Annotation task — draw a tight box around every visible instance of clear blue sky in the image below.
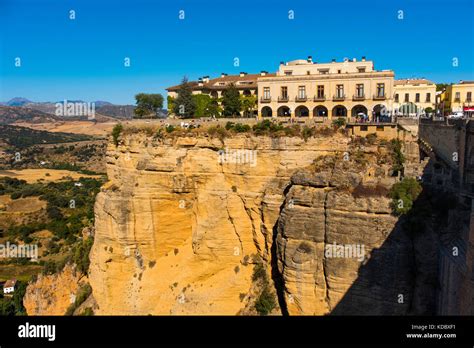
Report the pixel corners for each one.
[1,0,473,106]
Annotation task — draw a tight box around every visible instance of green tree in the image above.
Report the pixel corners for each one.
[173,76,196,118]
[111,123,123,146]
[167,95,175,115]
[436,83,450,92]
[222,83,241,117]
[192,94,212,117]
[134,93,164,118]
[206,99,222,117]
[240,94,257,118]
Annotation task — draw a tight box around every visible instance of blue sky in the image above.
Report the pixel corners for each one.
[1,0,473,106]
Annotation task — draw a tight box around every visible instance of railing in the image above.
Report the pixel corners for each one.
[454,98,461,102]
[260,96,271,103]
[278,96,289,102]
[295,95,307,102]
[313,95,326,102]
[373,94,386,100]
[332,94,346,101]
[352,94,365,101]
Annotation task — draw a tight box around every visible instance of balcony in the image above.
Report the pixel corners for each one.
[295,95,307,102]
[353,94,365,101]
[454,98,461,103]
[278,96,289,102]
[373,94,386,100]
[313,95,326,102]
[333,94,346,101]
[260,96,271,103]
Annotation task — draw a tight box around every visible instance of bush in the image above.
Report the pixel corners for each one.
[111,124,123,146]
[255,285,276,316]
[332,118,346,128]
[389,139,405,175]
[389,177,422,215]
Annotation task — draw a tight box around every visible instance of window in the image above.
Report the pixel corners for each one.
[337,70,341,74]
[415,93,420,102]
[263,87,270,99]
[336,85,344,98]
[318,69,329,74]
[376,83,385,97]
[298,86,306,99]
[426,93,431,102]
[395,94,399,103]
[317,85,324,98]
[405,93,409,102]
[357,67,366,73]
[307,71,311,75]
[281,86,288,98]
[284,71,292,76]
[376,126,384,131]
[467,92,472,102]
[356,84,364,97]
[455,92,461,101]
[360,125,368,131]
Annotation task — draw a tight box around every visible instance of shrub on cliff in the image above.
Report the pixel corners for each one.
[388,139,405,176]
[255,284,276,316]
[332,117,346,129]
[111,124,123,146]
[389,177,422,215]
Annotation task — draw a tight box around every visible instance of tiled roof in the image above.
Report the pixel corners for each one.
[4,279,16,288]
[394,79,435,86]
[166,73,275,91]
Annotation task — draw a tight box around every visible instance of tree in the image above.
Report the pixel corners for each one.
[167,95,175,115]
[173,77,196,118]
[240,95,257,118]
[134,93,164,118]
[222,83,241,117]
[206,99,222,117]
[436,83,450,92]
[192,94,212,117]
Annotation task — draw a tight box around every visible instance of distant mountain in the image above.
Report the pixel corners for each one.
[94,101,113,107]
[0,105,60,124]
[1,97,33,107]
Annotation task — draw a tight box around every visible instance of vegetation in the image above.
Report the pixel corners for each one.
[221,84,241,117]
[388,139,405,176]
[252,260,277,316]
[332,117,346,129]
[192,94,212,117]
[389,177,423,215]
[65,283,92,315]
[0,125,92,149]
[133,93,164,118]
[0,281,27,316]
[111,123,123,146]
[240,95,257,118]
[173,77,196,118]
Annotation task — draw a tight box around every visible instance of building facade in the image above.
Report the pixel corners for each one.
[393,79,436,116]
[442,80,474,115]
[257,57,395,121]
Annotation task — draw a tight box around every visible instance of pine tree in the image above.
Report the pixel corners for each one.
[222,83,241,117]
[173,77,196,118]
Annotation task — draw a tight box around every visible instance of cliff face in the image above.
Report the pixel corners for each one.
[88,130,435,315]
[24,264,82,315]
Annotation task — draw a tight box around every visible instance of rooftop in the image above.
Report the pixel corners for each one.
[394,79,435,86]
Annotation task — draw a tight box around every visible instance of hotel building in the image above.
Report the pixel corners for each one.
[257,56,394,120]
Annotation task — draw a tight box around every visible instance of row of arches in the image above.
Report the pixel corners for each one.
[261,104,386,118]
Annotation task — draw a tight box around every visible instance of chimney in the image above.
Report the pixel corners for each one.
[260,71,267,76]
[352,58,356,62]
[307,55,313,63]
[221,73,227,78]
[202,76,210,83]
[331,58,336,63]
[280,61,285,65]
[198,78,203,87]
[239,72,247,77]
[361,56,366,61]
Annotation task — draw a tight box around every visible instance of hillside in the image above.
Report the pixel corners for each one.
[0,106,59,124]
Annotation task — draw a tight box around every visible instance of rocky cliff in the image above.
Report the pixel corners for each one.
[88,127,436,315]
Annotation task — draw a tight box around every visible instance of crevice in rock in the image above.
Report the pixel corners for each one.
[269,182,293,316]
